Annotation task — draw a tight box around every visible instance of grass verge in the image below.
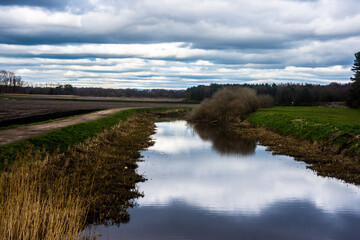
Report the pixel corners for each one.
[246,106,360,156]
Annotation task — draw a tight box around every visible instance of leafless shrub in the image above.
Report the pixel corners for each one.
[187,87,260,124]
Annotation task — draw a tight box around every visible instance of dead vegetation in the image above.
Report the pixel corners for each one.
[187,87,260,124]
[186,87,274,124]
[0,113,156,240]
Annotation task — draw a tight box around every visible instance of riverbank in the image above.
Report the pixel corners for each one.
[0,108,189,240]
[247,106,360,156]
[0,107,190,170]
[241,106,360,184]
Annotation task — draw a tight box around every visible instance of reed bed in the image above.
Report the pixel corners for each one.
[0,113,156,240]
[0,157,87,239]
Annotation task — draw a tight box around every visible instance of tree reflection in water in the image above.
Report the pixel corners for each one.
[85,159,146,226]
[191,124,256,156]
[55,115,155,227]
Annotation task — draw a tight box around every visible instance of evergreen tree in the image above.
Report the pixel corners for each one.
[347,52,360,108]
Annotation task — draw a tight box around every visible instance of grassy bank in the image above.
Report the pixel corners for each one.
[0,107,190,239]
[247,106,360,156]
[0,113,157,239]
[0,107,190,170]
[242,106,360,184]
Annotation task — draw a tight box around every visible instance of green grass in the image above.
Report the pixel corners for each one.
[0,107,189,170]
[246,106,360,155]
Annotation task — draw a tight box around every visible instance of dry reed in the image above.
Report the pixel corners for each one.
[0,160,87,240]
[0,114,156,240]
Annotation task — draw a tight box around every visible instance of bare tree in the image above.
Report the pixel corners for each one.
[0,70,25,93]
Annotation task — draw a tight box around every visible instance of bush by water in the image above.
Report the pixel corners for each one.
[187,87,273,124]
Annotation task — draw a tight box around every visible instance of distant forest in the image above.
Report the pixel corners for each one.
[0,69,353,106]
[185,83,351,106]
[0,70,185,99]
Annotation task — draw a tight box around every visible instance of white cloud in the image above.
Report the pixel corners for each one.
[0,0,358,88]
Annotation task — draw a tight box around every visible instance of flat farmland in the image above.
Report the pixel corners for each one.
[1,93,185,102]
[0,96,195,126]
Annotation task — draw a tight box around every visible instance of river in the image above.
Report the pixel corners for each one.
[97,120,360,239]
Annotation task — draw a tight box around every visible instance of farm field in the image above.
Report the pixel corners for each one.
[0,95,195,127]
[1,93,186,102]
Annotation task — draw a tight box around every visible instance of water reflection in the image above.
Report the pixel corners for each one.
[100,201,360,240]
[139,121,360,214]
[85,164,145,226]
[98,121,360,239]
[148,121,211,154]
[192,123,256,155]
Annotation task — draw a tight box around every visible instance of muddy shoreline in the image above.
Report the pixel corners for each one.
[232,121,360,185]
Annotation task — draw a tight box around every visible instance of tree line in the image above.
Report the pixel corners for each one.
[1,51,359,106]
[185,82,351,106]
[0,73,185,99]
[0,72,354,105]
[187,52,360,107]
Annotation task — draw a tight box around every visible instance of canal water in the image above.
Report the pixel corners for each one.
[98,121,360,239]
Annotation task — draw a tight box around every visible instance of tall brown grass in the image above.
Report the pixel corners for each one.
[0,114,155,240]
[0,162,87,240]
[187,87,262,124]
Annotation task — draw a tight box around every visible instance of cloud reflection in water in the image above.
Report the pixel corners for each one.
[140,121,360,215]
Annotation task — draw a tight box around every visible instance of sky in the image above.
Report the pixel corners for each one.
[0,0,359,89]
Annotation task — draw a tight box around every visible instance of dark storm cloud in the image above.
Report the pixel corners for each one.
[0,0,93,12]
[1,0,360,52]
[0,0,67,8]
[0,0,358,88]
[0,0,359,48]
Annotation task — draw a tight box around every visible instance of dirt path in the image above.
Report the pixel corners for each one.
[0,108,129,145]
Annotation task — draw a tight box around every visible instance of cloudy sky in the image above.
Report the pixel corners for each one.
[0,0,359,89]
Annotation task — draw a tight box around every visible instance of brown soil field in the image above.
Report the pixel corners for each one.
[0,98,195,125]
[1,93,185,102]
